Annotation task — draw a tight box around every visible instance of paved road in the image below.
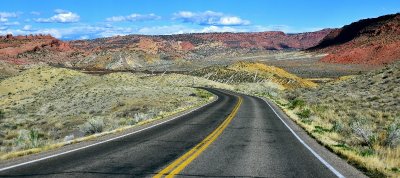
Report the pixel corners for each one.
[0,88,365,178]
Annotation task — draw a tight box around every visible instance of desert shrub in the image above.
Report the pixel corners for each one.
[127,118,139,125]
[64,134,75,142]
[384,122,400,147]
[0,109,4,119]
[134,112,152,122]
[333,143,352,150]
[285,89,302,101]
[331,120,345,132]
[351,121,377,148]
[288,99,305,110]
[392,167,400,173]
[13,129,41,149]
[194,89,212,99]
[360,148,375,157]
[28,129,40,148]
[14,130,27,149]
[80,118,104,135]
[134,109,160,122]
[296,108,311,119]
[313,125,331,134]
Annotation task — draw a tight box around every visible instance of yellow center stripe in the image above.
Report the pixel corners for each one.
[153,96,243,178]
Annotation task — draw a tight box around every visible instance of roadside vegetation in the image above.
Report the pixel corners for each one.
[269,62,399,177]
[194,61,399,177]
[0,66,229,159]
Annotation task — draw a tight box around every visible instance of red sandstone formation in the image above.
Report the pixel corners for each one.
[179,41,195,51]
[0,34,74,64]
[309,13,400,65]
[0,34,72,56]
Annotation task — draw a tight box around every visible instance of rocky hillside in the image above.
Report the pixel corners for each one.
[309,13,400,65]
[190,62,317,89]
[72,29,331,52]
[193,30,333,49]
[0,34,74,65]
[0,29,331,73]
[68,30,331,70]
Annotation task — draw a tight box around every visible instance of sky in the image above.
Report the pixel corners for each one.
[1,0,399,40]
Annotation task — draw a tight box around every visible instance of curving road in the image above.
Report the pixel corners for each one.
[0,88,365,178]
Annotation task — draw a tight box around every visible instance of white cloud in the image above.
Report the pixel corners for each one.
[0,12,18,22]
[200,26,242,33]
[106,16,125,22]
[249,25,291,33]
[0,18,20,30]
[106,13,161,22]
[1,21,20,26]
[250,25,325,33]
[54,9,69,14]
[138,25,197,35]
[35,9,80,23]
[79,35,90,40]
[22,25,32,31]
[137,25,252,35]
[219,16,249,26]
[0,28,62,38]
[136,24,320,35]
[173,11,250,26]
[39,29,63,38]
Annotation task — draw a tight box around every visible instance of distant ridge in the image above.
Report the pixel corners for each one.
[71,29,332,51]
[309,13,400,65]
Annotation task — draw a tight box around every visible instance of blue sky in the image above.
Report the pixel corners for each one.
[1,0,399,40]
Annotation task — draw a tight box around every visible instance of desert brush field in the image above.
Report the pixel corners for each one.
[0,66,232,159]
[267,62,400,177]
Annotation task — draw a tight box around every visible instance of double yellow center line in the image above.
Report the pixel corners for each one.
[153,96,243,178]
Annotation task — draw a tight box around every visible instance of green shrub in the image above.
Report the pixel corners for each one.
[313,126,331,134]
[301,119,313,125]
[333,143,352,151]
[80,118,104,135]
[391,167,400,173]
[194,89,212,99]
[29,129,40,148]
[288,99,305,110]
[385,122,400,147]
[360,148,374,157]
[331,121,344,132]
[0,109,4,119]
[14,129,41,149]
[296,108,311,119]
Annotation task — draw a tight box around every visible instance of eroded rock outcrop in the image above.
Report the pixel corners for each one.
[309,13,400,65]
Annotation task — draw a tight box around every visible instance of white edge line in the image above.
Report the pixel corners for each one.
[0,95,219,172]
[257,96,345,178]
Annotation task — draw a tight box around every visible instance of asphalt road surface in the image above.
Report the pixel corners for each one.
[0,88,365,178]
